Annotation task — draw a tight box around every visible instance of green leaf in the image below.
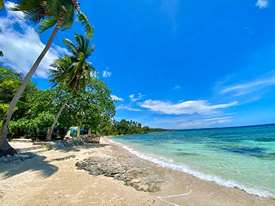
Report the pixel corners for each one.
[63,38,78,55]
[78,12,93,38]
[0,0,4,9]
[39,17,57,33]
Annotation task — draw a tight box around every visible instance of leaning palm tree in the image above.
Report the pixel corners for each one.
[0,0,93,156]
[47,34,95,140]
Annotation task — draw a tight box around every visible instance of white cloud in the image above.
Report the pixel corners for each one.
[129,92,145,102]
[102,70,112,78]
[111,95,124,102]
[116,105,141,112]
[177,116,233,129]
[172,85,181,90]
[0,2,66,79]
[157,116,233,129]
[256,0,268,9]
[220,75,275,96]
[140,99,238,115]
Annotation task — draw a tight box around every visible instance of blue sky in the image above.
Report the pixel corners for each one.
[1,0,275,129]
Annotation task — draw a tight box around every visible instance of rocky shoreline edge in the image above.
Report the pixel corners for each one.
[76,152,164,193]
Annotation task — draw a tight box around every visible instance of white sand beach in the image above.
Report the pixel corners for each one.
[0,138,274,206]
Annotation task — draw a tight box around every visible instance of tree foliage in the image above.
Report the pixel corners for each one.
[0,67,117,139]
[0,0,3,9]
[0,67,36,120]
[50,34,95,92]
[13,0,93,37]
[101,119,164,136]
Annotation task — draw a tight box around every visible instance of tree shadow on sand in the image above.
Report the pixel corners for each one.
[0,140,109,179]
[32,141,109,153]
[0,152,58,179]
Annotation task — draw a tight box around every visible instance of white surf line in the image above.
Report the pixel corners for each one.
[156,190,192,206]
[110,139,275,198]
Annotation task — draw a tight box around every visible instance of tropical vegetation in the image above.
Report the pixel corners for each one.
[0,67,115,140]
[0,0,92,154]
[46,34,95,140]
[0,67,158,139]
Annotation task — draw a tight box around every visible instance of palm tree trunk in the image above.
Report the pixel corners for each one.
[47,100,68,141]
[77,127,81,138]
[0,25,60,156]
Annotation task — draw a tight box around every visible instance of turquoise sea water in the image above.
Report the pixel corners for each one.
[112,124,275,197]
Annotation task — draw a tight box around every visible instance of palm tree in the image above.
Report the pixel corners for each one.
[47,34,95,140]
[0,0,93,156]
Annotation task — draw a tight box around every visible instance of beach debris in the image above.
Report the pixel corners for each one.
[156,191,192,206]
[76,156,163,192]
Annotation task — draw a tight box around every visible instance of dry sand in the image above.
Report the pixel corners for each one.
[0,138,274,206]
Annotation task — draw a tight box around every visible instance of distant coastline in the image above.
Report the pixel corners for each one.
[166,122,275,132]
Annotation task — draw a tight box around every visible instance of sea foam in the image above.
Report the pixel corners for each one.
[109,139,274,198]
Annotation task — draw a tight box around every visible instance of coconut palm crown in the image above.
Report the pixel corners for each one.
[50,34,95,92]
[13,0,93,37]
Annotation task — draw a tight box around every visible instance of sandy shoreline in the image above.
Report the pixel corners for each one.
[0,138,274,206]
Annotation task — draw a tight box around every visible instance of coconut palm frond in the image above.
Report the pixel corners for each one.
[50,34,95,92]
[0,0,4,9]
[63,38,78,56]
[39,17,57,32]
[78,12,93,38]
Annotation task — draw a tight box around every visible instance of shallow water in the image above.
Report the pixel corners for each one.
[112,124,275,197]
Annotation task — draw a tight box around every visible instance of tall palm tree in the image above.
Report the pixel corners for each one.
[0,0,93,156]
[47,34,95,140]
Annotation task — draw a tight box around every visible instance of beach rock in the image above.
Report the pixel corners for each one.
[130,178,141,184]
[76,155,163,193]
[137,184,149,192]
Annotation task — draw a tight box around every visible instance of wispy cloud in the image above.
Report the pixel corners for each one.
[156,116,233,129]
[172,84,181,90]
[111,95,124,102]
[220,75,275,96]
[116,105,141,112]
[0,2,66,78]
[102,70,112,78]
[160,0,180,31]
[140,99,238,115]
[256,0,269,9]
[129,92,145,102]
